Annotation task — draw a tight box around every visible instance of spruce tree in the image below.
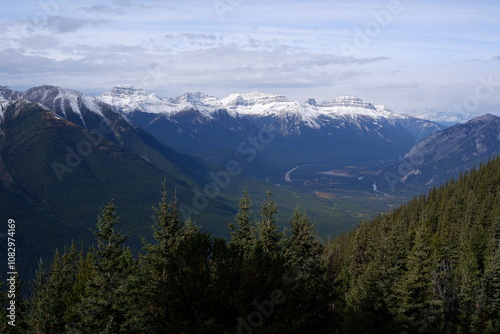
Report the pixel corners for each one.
[72,201,138,334]
[485,217,500,333]
[229,187,255,249]
[282,209,334,332]
[140,185,185,333]
[257,190,283,255]
[396,221,440,333]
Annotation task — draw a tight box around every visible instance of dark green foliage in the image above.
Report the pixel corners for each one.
[20,188,333,333]
[229,187,255,249]
[69,202,140,334]
[27,246,88,333]
[328,156,500,333]
[16,157,500,333]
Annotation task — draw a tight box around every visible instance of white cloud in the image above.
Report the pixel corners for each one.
[0,0,499,112]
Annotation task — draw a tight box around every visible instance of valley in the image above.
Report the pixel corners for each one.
[1,84,499,279]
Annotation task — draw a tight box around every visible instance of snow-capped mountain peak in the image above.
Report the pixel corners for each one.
[24,85,103,117]
[170,92,221,113]
[21,85,107,130]
[0,86,23,102]
[99,85,177,115]
[329,95,375,109]
[313,95,397,119]
[95,86,443,137]
[401,108,488,126]
[220,91,289,107]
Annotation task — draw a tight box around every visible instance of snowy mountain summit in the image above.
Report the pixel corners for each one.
[98,85,175,114]
[98,86,401,122]
[96,86,446,141]
[329,95,375,109]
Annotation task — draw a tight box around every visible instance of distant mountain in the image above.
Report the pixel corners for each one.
[99,87,443,138]
[402,108,484,126]
[99,87,446,178]
[381,114,500,192]
[0,86,22,101]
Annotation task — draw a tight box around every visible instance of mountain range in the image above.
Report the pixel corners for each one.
[1,84,499,276]
[97,86,446,180]
[402,108,488,126]
[0,84,405,276]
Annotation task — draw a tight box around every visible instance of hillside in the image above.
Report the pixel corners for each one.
[327,156,500,333]
[0,100,232,276]
[379,114,500,193]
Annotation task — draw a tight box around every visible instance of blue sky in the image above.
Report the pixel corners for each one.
[1,0,499,113]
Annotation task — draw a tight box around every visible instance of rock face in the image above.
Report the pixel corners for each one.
[382,114,500,190]
[328,95,376,109]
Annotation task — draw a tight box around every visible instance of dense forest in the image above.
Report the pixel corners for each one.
[1,157,499,333]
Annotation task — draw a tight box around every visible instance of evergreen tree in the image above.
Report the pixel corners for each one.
[457,223,488,331]
[395,220,441,333]
[257,190,283,255]
[72,201,138,334]
[281,209,334,332]
[140,185,185,333]
[485,217,500,333]
[229,187,255,249]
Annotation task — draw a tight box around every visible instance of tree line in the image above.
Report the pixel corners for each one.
[1,156,499,333]
[1,188,334,333]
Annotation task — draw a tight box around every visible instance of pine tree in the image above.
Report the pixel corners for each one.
[457,223,488,331]
[27,257,52,333]
[281,209,334,332]
[286,209,322,270]
[229,187,255,249]
[27,245,90,333]
[257,190,283,255]
[72,201,138,334]
[150,181,183,250]
[485,217,500,333]
[140,185,185,333]
[396,220,441,333]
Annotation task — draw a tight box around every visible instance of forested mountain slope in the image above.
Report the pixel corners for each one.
[1,150,498,334]
[327,156,500,333]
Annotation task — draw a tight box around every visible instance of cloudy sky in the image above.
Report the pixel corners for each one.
[1,0,499,113]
